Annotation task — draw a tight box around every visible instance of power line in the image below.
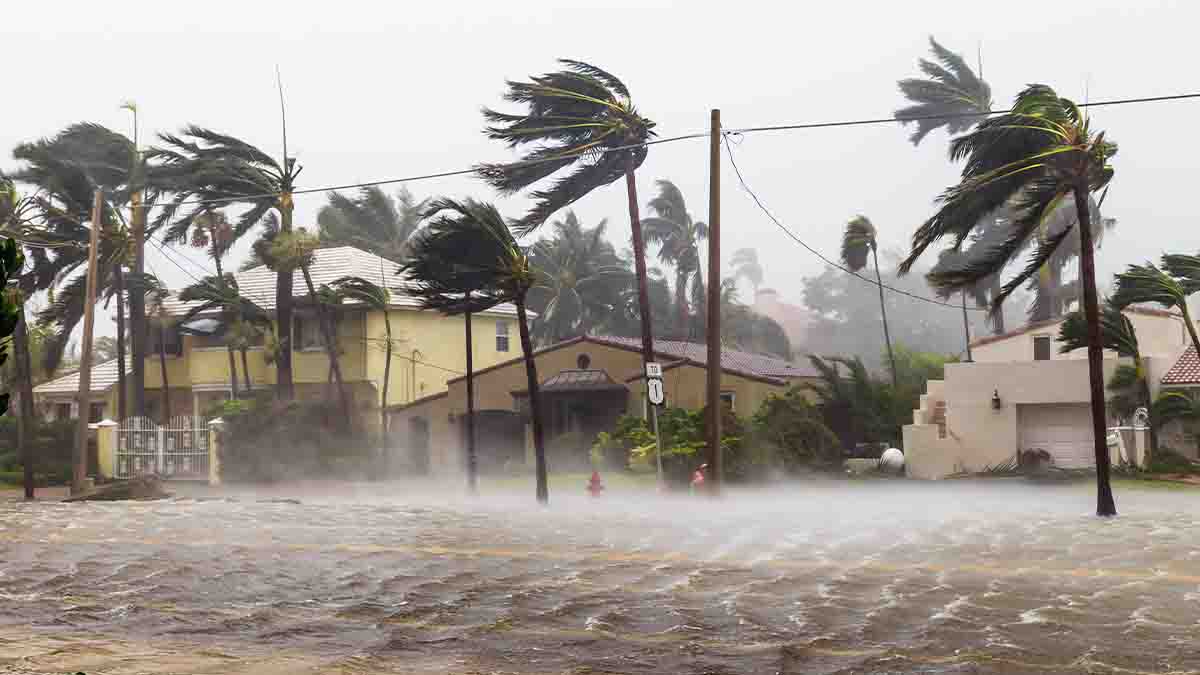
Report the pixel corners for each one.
[721,133,986,312]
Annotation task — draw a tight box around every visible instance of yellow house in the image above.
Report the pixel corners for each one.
[33,246,521,426]
[387,335,824,475]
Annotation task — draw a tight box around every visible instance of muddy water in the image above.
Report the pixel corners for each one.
[1,481,1199,674]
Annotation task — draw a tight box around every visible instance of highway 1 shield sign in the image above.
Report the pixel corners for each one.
[647,377,665,406]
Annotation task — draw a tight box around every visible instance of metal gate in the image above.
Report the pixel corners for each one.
[117,416,210,479]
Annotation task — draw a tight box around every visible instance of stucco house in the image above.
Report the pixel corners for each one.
[32,246,520,425]
[903,306,1195,478]
[387,335,824,475]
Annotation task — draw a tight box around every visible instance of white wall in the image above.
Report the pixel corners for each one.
[972,313,1190,363]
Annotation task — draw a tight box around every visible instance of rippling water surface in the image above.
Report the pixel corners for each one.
[2,481,1199,674]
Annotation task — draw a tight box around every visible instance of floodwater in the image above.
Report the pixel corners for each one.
[2,481,1199,674]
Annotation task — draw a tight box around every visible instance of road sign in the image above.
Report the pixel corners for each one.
[647,377,665,406]
[646,362,662,378]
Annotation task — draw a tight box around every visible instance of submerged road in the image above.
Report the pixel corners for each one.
[2,481,1199,674]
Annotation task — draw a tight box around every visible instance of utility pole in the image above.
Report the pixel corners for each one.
[705,109,722,495]
[73,189,103,495]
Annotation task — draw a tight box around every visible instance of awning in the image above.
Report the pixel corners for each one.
[177,317,225,336]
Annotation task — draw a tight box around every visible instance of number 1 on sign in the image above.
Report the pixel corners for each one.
[647,377,665,406]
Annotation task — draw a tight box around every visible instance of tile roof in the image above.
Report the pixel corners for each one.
[33,359,128,395]
[1162,346,1200,385]
[586,335,821,381]
[160,245,520,318]
[537,369,627,393]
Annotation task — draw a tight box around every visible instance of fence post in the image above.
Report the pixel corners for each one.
[95,419,118,481]
[208,418,224,486]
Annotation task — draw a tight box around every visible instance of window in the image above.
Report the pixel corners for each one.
[1033,335,1052,361]
[54,403,72,420]
[88,403,105,423]
[293,315,328,351]
[496,321,510,352]
[720,391,736,413]
[148,327,182,357]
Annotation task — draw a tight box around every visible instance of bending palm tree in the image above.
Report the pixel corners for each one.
[1,176,36,498]
[318,186,427,262]
[842,216,897,387]
[152,126,302,400]
[331,275,394,462]
[642,180,707,338]
[1111,257,1200,357]
[899,85,1119,516]
[403,198,547,503]
[143,276,174,421]
[478,59,660,392]
[178,274,270,398]
[896,36,992,146]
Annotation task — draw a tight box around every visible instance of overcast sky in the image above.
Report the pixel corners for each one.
[5,0,1197,339]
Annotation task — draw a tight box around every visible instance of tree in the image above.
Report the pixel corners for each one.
[731,248,764,296]
[525,211,631,345]
[1111,257,1200,358]
[403,198,547,503]
[318,186,427,262]
[143,276,174,422]
[899,85,1119,516]
[807,355,892,450]
[706,278,791,358]
[896,36,992,146]
[478,59,660,400]
[841,216,898,387]
[178,274,270,399]
[93,337,119,362]
[152,126,302,400]
[641,180,708,338]
[331,275,394,461]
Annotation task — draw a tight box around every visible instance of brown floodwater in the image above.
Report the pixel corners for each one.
[1,480,1198,674]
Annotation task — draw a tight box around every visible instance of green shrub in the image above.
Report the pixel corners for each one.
[1145,446,1200,475]
[0,417,76,483]
[748,389,842,474]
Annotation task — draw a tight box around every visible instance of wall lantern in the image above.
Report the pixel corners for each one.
[991,389,1002,410]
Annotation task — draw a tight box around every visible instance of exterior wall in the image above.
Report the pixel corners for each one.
[628,364,811,417]
[903,358,1121,479]
[971,313,1189,363]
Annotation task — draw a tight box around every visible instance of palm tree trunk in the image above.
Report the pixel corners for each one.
[625,160,665,485]
[276,198,295,400]
[241,347,252,393]
[14,301,36,500]
[1074,183,1117,517]
[158,322,170,422]
[130,191,147,418]
[114,266,128,424]
[961,292,973,362]
[675,271,689,339]
[517,300,548,504]
[989,276,1005,334]
[872,248,898,388]
[226,346,240,400]
[465,308,477,494]
[301,264,351,425]
[381,310,392,467]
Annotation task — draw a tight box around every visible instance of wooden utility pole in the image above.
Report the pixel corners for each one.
[705,109,722,495]
[73,189,103,495]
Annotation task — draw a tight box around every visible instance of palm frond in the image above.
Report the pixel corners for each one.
[841,216,877,272]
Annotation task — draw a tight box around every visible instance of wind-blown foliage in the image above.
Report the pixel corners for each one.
[0,238,22,414]
[318,186,427,262]
[1111,259,1200,357]
[331,275,394,460]
[642,180,707,337]
[896,37,992,145]
[178,274,271,396]
[731,248,764,295]
[841,215,897,386]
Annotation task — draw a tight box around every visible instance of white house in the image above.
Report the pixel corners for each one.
[903,307,1194,478]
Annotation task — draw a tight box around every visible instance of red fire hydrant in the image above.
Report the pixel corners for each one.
[587,470,605,497]
[690,463,707,494]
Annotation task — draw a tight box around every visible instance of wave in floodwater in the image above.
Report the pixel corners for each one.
[1,481,1199,674]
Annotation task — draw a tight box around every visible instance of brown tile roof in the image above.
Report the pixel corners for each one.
[970,305,1182,349]
[33,359,127,395]
[512,369,629,396]
[1162,346,1200,385]
[587,335,820,380]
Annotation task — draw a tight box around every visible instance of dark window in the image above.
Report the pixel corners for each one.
[88,403,104,423]
[149,327,183,356]
[720,391,736,412]
[294,315,329,350]
[577,353,591,369]
[496,321,510,352]
[1033,335,1052,361]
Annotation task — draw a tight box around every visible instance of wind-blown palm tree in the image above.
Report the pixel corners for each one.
[478,59,660,383]
[142,275,174,421]
[899,84,1119,516]
[641,179,707,338]
[151,127,302,400]
[1,175,39,499]
[403,198,547,503]
[731,248,764,297]
[842,216,898,386]
[178,274,270,397]
[318,186,427,262]
[896,36,992,146]
[1111,258,1200,357]
[526,211,631,344]
[331,275,394,460]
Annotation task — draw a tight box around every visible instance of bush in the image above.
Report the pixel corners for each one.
[217,395,376,482]
[747,389,842,475]
[0,417,76,484]
[1145,446,1200,475]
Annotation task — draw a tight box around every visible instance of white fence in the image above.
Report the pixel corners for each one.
[116,416,210,479]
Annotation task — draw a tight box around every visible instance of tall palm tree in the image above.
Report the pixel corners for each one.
[641,179,708,338]
[525,211,631,345]
[731,248,764,297]
[899,85,1119,516]
[151,127,302,400]
[1,175,39,498]
[403,198,547,503]
[142,275,174,421]
[896,36,992,146]
[1111,258,1200,357]
[318,186,427,262]
[177,274,267,397]
[331,275,394,460]
[478,59,660,384]
[842,215,898,387]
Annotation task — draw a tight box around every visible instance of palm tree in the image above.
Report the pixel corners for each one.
[1060,301,1157,455]
[318,186,427,262]
[1111,257,1200,357]
[331,275,394,460]
[842,216,898,387]
[641,180,708,338]
[403,198,547,503]
[142,276,174,421]
[1,175,39,498]
[151,127,302,400]
[478,59,660,384]
[731,248,764,297]
[712,278,792,358]
[896,36,992,146]
[899,85,1119,516]
[525,211,631,345]
[177,274,270,398]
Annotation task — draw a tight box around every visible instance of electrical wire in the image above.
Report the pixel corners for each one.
[721,133,986,311]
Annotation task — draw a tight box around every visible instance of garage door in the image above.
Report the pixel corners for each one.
[1018,404,1096,469]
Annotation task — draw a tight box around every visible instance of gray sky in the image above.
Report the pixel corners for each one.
[5,0,1197,340]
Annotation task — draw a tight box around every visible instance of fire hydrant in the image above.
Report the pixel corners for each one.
[586,471,605,497]
[690,463,707,494]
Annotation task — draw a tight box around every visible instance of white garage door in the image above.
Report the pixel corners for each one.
[1018,404,1096,469]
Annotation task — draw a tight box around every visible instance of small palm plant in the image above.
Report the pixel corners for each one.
[403,198,548,504]
[331,275,396,461]
[841,216,897,386]
[178,274,271,398]
[1111,257,1200,357]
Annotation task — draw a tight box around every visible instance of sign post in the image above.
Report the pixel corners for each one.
[646,363,665,484]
